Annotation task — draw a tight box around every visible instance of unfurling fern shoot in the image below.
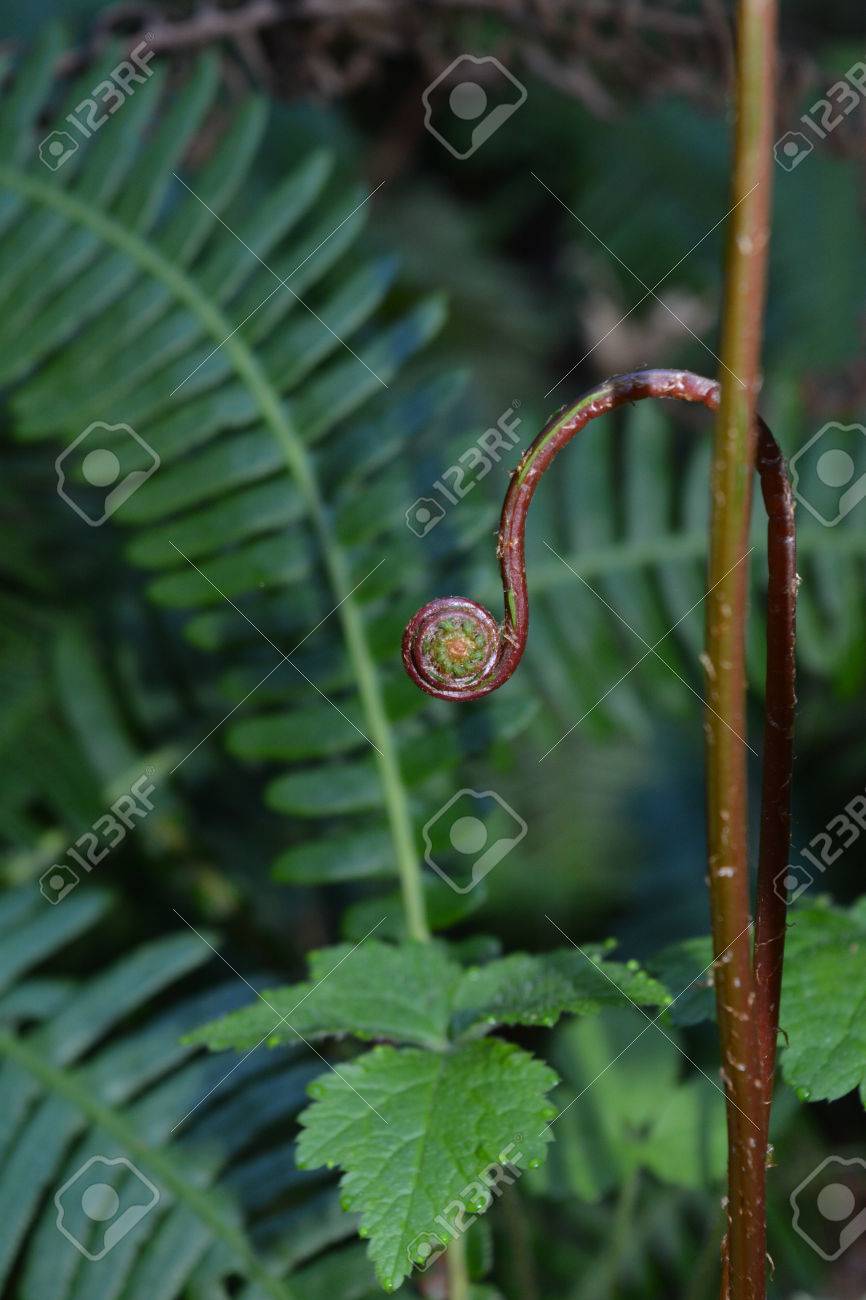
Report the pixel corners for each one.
[403,368,797,1298]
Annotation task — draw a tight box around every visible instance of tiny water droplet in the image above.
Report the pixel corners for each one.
[796,1086,811,1102]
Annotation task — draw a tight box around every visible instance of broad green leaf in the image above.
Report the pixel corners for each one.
[647,897,866,1106]
[779,896,866,1105]
[296,1039,558,1291]
[451,948,671,1039]
[186,941,462,1052]
[190,942,670,1054]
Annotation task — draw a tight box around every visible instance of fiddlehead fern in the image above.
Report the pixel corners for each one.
[403,362,798,1195]
[403,367,795,706]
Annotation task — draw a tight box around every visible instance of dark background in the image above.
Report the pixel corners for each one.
[1,2,865,1296]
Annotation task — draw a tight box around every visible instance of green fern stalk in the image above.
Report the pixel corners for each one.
[0,163,430,944]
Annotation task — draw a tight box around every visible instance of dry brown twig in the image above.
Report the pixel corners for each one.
[3,0,743,114]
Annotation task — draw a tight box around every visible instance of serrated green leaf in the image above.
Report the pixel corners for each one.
[190,940,670,1057]
[186,941,461,1053]
[296,1039,558,1291]
[451,948,671,1039]
[646,897,866,1106]
[780,896,866,1105]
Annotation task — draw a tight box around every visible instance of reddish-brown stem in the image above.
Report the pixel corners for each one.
[707,0,778,1294]
[402,366,796,1297]
[753,433,797,1138]
[403,370,791,712]
[404,372,723,699]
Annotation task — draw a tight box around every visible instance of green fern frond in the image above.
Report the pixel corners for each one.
[1,31,525,933]
[0,884,381,1299]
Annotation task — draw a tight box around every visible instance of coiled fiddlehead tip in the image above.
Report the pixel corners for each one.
[402,596,502,700]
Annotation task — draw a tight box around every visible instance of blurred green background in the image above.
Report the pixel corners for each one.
[1,1,865,1296]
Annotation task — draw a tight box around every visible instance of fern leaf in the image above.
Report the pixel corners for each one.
[0,39,507,923]
[0,885,339,1300]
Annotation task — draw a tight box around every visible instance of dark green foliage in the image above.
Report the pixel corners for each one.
[0,27,540,932]
[190,939,667,1285]
[3,15,866,1300]
[188,939,669,1052]
[647,897,866,1110]
[0,885,371,1300]
[778,895,866,1105]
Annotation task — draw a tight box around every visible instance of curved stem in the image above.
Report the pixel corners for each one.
[402,366,796,1296]
[403,370,790,710]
